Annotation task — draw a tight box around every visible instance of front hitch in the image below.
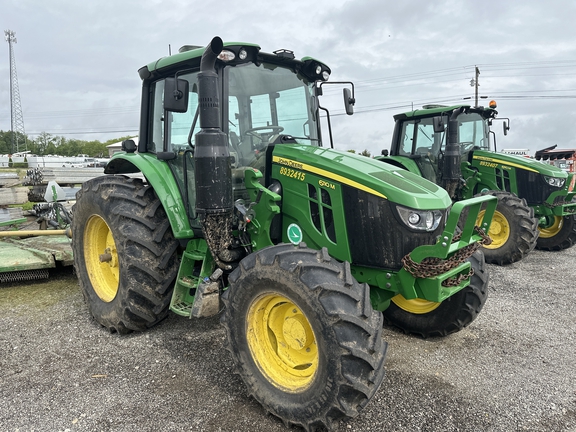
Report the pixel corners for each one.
[397,194,497,302]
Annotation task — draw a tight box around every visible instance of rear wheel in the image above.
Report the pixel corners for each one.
[536,213,576,251]
[72,176,179,334]
[222,243,387,431]
[477,191,538,265]
[384,250,488,338]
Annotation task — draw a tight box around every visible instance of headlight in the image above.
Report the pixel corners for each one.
[396,205,443,231]
[544,176,565,188]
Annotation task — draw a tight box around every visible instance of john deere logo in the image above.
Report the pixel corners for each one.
[287,223,303,245]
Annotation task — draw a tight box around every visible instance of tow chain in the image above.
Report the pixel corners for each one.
[401,227,492,287]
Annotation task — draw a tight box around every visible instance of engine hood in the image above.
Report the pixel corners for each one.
[471,150,568,178]
[271,144,452,210]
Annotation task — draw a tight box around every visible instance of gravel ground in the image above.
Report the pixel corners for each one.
[1,246,575,432]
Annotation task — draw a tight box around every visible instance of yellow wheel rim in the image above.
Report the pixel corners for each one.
[391,294,441,314]
[84,215,119,302]
[247,293,318,392]
[538,216,563,239]
[477,209,510,249]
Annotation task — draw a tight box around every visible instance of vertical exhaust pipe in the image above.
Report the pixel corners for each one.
[195,36,232,215]
[194,36,234,269]
[443,107,465,199]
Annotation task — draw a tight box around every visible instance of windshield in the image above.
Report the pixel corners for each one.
[147,61,321,225]
[227,63,319,159]
[399,111,490,157]
[456,112,490,150]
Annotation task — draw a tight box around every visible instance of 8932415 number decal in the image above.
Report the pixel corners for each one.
[279,166,306,181]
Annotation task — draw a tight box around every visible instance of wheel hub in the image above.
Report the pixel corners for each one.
[84,215,119,302]
[477,209,509,249]
[283,314,310,350]
[247,293,318,392]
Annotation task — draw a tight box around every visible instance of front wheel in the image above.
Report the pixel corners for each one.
[72,176,180,334]
[222,243,387,431]
[536,213,576,251]
[384,250,488,338]
[478,191,538,265]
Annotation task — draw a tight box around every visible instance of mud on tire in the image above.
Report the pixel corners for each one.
[221,243,387,431]
[72,176,179,334]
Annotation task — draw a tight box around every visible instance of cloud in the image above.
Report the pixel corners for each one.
[1,0,575,155]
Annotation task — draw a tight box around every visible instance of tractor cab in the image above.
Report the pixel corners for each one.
[390,104,495,184]
[114,43,340,231]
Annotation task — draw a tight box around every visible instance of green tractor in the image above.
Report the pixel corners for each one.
[72,37,496,430]
[377,103,576,265]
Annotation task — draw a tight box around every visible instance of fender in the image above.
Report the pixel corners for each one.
[104,153,194,238]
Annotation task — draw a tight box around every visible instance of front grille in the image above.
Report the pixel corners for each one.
[342,186,442,270]
[515,171,558,205]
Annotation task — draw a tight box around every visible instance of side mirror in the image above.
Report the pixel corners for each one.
[433,117,445,133]
[503,119,510,136]
[164,77,189,113]
[343,88,355,115]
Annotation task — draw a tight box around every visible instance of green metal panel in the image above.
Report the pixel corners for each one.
[352,194,497,310]
[271,144,452,210]
[375,156,423,176]
[471,150,568,178]
[0,235,73,273]
[394,104,496,121]
[105,152,194,239]
[146,42,261,73]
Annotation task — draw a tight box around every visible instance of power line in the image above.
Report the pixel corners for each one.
[26,128,138,136]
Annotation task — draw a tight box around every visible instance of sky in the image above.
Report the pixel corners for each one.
[2,0,576,157]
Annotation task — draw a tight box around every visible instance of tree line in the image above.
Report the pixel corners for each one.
[0,130,133,157]
[1,130,374,158]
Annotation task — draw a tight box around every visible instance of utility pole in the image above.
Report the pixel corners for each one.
[469,66,480,107]
[5,30,26,154]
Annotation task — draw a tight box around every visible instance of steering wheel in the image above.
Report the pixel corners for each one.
[245,126,284,140]
[459,141,475,152]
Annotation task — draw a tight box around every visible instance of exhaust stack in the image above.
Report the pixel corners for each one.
[194,36,234,269]
[443,107,465,199]
[194,36,232,215]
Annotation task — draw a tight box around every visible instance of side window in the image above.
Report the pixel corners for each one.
[414,121,435,154]
[149,80,165,153]
[168,89,199,151]
[228,97,241,137]
[148,73,200,154]
[400,121,415,155]
[148,73,201,228]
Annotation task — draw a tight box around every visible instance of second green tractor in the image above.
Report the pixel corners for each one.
[378,103,576,265]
